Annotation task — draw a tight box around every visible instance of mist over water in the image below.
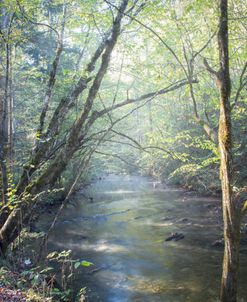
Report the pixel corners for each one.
[44,175,247,302]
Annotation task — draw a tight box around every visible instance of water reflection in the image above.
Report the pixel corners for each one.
[44,174,247,302]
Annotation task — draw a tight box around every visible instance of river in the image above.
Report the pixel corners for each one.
[43,174,247,302]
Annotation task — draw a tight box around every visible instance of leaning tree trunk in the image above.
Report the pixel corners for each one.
[0,0,129,255]
[217,0,240,301]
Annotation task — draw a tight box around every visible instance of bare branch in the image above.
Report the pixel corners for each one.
[231,61,247,110]
[192,31,217,60]
[95,150,140,168]
[97,79,198,117]
[203,58,219,77]
[109,131,180,160]
[111,129,143,149]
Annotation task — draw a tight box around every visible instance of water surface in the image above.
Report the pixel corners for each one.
[45,174,247,302]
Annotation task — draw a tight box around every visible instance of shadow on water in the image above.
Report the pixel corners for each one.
[41,174,247,302]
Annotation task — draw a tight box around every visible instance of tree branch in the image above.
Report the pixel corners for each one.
[231,61,247,110]
[97,79,198,117]
[203,58,219,77]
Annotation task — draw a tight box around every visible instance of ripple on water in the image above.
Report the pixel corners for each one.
[44,175,247,302]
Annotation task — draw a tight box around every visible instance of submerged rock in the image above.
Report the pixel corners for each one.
[211,239,224,248]
[212,237,247,248]
[134,216,144,220]
[165,232,185,242]
[176,218,189,223]
[160,216,173,221]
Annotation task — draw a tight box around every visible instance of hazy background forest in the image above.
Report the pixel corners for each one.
[0,0,247,301]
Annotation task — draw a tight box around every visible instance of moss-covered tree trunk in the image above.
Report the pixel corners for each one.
[217,0,240,301]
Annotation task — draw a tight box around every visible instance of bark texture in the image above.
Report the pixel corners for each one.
[217,1,240,301]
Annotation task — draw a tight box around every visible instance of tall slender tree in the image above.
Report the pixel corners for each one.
[203,0,247,300]
[0,5,15,205]
[210,0,240,300]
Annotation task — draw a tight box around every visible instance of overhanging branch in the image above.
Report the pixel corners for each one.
[97,79,198,117]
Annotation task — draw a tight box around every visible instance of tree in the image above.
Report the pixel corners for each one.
[204,0,244,300]
[0,2,16,205]
[217,1,240,300]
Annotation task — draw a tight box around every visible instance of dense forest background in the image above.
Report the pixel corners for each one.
[0,0,247,301]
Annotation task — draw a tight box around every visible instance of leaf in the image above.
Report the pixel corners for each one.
[47,251,58,259]
[74,262,81,269]
[80,261,93,267]
[39,267,54,274]
[24,259,32,265]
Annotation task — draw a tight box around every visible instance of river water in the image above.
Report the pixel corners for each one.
[44,174,247,302]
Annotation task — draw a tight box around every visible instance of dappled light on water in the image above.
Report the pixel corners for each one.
[55,240,127,254]
[100,190,138,194]
[40,175,247,302]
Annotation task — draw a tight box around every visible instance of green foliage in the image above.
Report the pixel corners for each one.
[74,260,93,269]
[0,250,93,301]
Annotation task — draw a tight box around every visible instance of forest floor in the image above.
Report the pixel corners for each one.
[0,287,27,302]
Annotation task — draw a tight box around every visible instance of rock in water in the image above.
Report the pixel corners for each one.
[211,239,224,248]
[165,232,185,242]
[176,218,189,223]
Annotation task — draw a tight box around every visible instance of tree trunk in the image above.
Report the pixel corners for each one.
[0,9,15,205]
[0,72,8,205]
[217,1,240,301]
